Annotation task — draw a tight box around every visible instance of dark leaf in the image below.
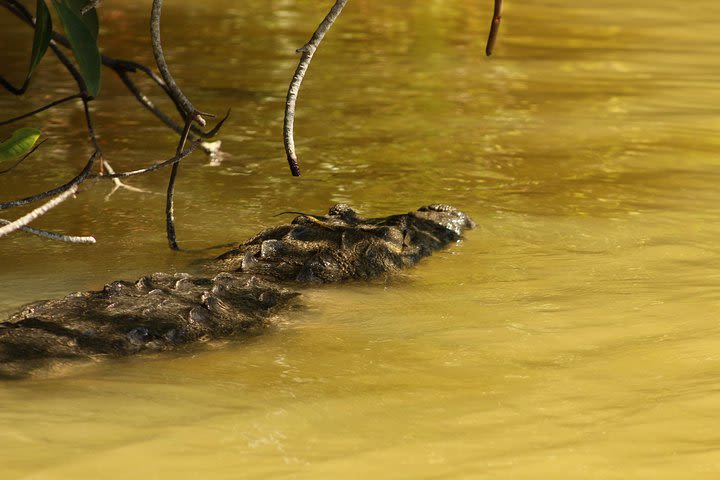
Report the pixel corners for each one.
[65,0,99,40]
[52,0,101,97]
[27,0,53,78]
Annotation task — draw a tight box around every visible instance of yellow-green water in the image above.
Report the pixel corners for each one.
[1,0,720,478]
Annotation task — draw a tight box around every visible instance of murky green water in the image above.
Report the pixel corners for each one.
[2,0,720,478]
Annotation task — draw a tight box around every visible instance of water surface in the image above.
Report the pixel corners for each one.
[1,1,720,478]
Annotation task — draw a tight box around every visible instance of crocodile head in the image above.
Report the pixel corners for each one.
[215,204,475,283]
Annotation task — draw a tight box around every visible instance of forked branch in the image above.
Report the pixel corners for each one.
[149,0,227,249]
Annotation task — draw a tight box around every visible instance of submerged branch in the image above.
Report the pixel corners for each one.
[485,0,503,56]
[164,117,194,250]
[283,0,349,177]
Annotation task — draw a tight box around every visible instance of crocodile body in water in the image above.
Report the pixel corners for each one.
[0,204,474,379]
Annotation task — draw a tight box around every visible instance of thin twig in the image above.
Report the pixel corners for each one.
[81,95,101,151]
[100,159,152,196]
[80,0,101,15]
[0,94,83,126]
[115,69,179,127]
[486,0,503,56]
[95,140,199,179]
[0,74,30,96]
[0,219,96,244]
[165,159,181,249]
[283,0,349,177]
[48,42,89,95]
[108,59,220,139]
[111,70,217,157]
[164,117,194,250]
[150,0,206,126]
[149,0,226,249]
[0,184,80,238]
[0,151,98,210]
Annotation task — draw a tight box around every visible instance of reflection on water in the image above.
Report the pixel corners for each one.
[1,0,720,478]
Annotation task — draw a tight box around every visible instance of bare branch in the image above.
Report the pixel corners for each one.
[109,70,218,157]
[80,0,101,16]
[95,140,199,179]
[202,109,231,138]
[0,74,30,96]
[81,94,101,152]
[100,159,153,197]
[486,0,503,56]
[283,0,349,177]
[148,0,229,249]
[0,94,83,126]
[0,184,81,238]
[0,219,96,244]
[150,0,206,126]
[0,151,98,210]
[164,117,194,250]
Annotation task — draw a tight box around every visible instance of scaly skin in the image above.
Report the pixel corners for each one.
[0,204,474,379]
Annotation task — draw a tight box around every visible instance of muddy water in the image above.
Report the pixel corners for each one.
[1,0,720,478]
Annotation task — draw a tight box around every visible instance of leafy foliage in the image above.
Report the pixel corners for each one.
[51,0,102,97]
[65,0,99,39]
[27,0,52,80]
[0,127,41,163]
[20,0,102,97]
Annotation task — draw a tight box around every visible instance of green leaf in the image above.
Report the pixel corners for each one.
[0,128,41,163]
[52,0,101,97]
[27,0,53,79]
[65,0,99,40]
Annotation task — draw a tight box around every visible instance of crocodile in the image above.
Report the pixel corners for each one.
[0,204,474,379]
